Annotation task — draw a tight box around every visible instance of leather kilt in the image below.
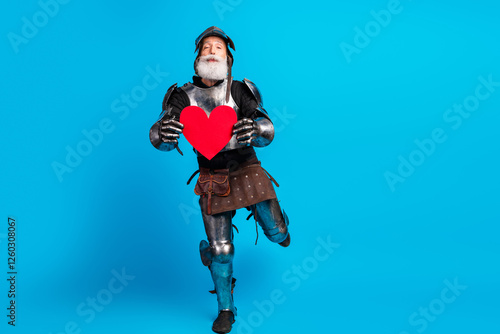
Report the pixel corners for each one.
[192,149,278,215]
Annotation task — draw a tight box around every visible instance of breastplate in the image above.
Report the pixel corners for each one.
[180,79,243,153]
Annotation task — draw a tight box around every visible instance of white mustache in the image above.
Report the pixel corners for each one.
[199,55,225,63]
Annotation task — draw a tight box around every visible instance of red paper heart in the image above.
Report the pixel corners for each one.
[180,105,237,160]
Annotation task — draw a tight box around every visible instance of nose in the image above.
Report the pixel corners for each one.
[210,45,217,54]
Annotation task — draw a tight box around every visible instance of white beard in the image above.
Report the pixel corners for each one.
[195,55,228,80]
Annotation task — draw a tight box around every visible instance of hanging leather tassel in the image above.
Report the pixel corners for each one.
[226,57,233,103]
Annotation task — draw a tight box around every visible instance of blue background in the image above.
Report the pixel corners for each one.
[1,0,499,333]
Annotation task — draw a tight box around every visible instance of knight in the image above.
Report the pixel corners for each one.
[149,26,290,334]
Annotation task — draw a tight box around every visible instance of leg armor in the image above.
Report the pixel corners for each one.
[199,208,237,315]
[251,198,289,244]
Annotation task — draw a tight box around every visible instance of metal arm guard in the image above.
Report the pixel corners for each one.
[252,117,274,147]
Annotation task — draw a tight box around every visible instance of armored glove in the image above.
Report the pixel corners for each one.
[233,117,274,147]
[160,117,184,145]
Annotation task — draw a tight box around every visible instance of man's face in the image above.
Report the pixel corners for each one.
[195,36,228,81]
[200,36,227,59]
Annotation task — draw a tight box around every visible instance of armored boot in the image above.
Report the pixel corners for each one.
[200,240,237,333]
[210,261,236,333]
[212,310,235,334]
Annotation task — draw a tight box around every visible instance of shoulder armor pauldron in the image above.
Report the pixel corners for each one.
[243,78,263,107]
[157,83,178,120]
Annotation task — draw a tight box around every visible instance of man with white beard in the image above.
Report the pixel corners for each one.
[149,27,290,334]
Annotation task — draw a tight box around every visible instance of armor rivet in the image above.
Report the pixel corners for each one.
[245,175,248,178]
[251,195,253,198]
[234,177,237,180]
[237,188,239,190]
[261,192,264,194]
[239,198,242,201]
[259,183,261,185]
[256,173,258,176]
[248,185,251,187]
